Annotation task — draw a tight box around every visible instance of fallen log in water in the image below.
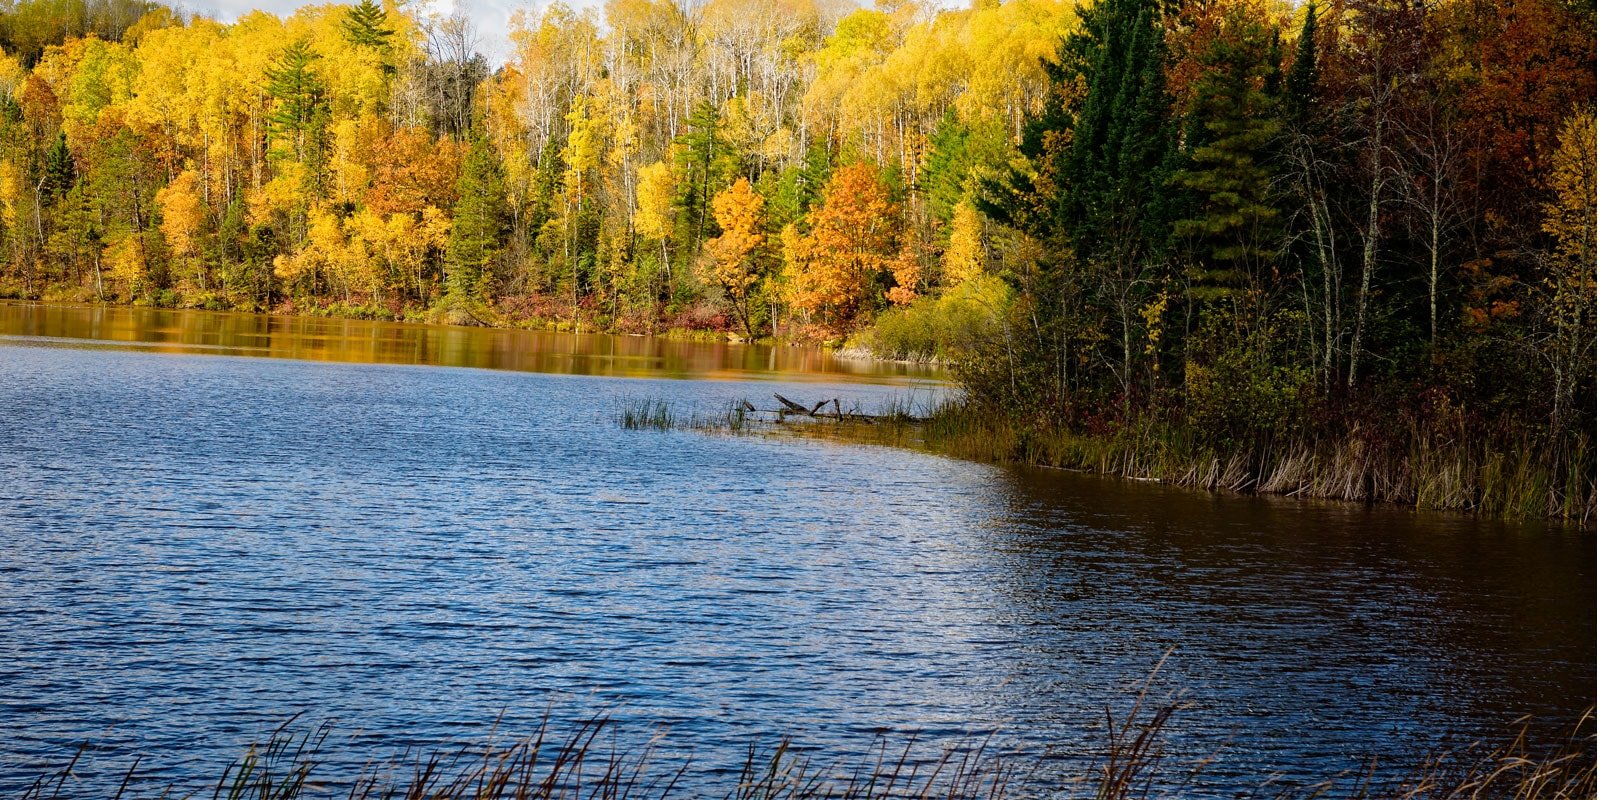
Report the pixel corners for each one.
[764,393,922,423]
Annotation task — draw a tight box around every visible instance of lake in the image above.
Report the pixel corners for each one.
[0,301,1593,796]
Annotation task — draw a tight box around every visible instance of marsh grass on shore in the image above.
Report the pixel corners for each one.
[17,653,1596,797]
[18,700,1594,800]
[625,394,1595,522]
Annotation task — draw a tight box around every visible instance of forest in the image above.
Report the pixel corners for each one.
[0,0,1594,514]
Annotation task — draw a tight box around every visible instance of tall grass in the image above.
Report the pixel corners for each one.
[666,395,1594,522]
[620,400,677,431]
[18,702,1593,799]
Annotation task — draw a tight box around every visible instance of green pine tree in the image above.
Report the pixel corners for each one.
[265,40,328,165]
[342,0,394,50]
[1053,0,1178,268]
[923,112,1009,226]
[42,132,74,199]
[1284,0,1319,128]
[672,101,734,258]
[445,135,508,301]
[1170,10,1284,303]
[1005,0,1181,398]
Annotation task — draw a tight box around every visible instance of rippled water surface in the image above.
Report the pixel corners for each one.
[0,303,1593,796]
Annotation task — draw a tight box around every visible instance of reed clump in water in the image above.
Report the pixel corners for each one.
[620,400,677,431]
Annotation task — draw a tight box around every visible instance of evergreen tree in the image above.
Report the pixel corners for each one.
[1284,1,1319,128]
[986,0,1181,399]
[446,135,507,300]
[923,112,1009,226]
[41,132,73,199]
[1170,10,1283,303]
[342,0,393,51]
[767,141,832,229]
[1264,28,1283,99]
[672,101,734,258]
[1053,0,1178,270]
[265,40,328,165]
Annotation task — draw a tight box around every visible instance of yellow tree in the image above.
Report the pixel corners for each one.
[1540,111,1596,430]
[635,159,676,290]
[0,46,21,93]
[103,233,148,298]
[942,200,985,285]
[558,93,606,307]
[156,170,207,290]
[700,177,767,338]
[127,21,228,178]
[33,37,139,150]
[346,205,451,303]
[274,204,348,298]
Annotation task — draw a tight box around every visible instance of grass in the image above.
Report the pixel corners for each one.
[18,695,1593,799]
[626,394,1595,523]
[620,400,678,431]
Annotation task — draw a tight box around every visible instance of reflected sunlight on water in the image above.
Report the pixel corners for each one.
[0,303,1591,797]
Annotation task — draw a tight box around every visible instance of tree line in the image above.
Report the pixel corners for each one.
[961,0,1593,484]
[0,0,1594,511]
[0,0,1073,336]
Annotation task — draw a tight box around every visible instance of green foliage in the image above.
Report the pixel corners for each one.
[40,131,72,199]
[1182,308,1313,447]
[1051,0,1178,266]
[981,0,1183,405]
[1284,1,1319,127]
[216,199,274,308]
[672,101,735,256]
[1170,9,1282,301]
[446,135,507,300]
[342,0,393,51]
[922,113,1010,226]
[265,39,329,164]
[762,142,831,232]
[855,274,1012,361]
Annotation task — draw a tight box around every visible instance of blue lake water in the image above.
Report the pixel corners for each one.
[0,303,1593,796]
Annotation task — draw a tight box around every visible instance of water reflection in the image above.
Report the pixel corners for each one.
[0,313,1591,797]
[967,466,1594,787]
[0,301,944,384]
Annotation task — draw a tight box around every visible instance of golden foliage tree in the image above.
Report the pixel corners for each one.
[635,159,675,286]
[1540,111,1596,429]
[699,177,766,338]
[782,163,906,330]
[156,169,205,288]
[942,200,985,285]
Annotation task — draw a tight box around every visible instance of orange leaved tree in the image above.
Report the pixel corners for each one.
[781,162,914,333]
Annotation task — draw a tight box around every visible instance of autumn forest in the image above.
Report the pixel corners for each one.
[0,0,1594,515]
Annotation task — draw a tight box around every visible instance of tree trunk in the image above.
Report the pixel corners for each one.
[1348,119,1383,389]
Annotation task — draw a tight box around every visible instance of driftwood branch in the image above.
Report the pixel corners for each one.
[773,393,810,414]
[758,394,921,424]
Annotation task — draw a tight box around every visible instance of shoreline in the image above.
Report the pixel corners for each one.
[648,398,1596,524]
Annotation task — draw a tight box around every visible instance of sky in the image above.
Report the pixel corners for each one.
[181,0,967,70]
[184,0,534,65]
